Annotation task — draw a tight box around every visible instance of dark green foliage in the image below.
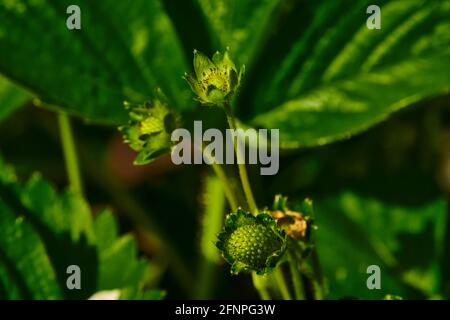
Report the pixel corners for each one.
[0,156,161,300]
[0,0,449,300]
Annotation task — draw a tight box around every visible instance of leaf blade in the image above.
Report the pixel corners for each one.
[253,52,450,148]
[0,0,189,124]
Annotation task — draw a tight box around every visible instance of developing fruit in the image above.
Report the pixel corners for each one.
[119,98,179,165]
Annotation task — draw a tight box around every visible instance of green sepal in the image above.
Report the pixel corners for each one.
[230,261,250,275]
[273,194,288,211]
[119,95,180,165]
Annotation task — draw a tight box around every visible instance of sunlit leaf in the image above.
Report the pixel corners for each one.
[248,0,450,148]
[253,52,450,148]
[196,0,281,67]
[0,203,62,299]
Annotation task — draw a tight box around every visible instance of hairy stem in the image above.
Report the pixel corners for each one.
[223,102,258,214]
[311,248,324,300]
[58,112,83,194]
[195,175,227,298]
[252,273,271,300]
[288,249,306,300]
[211,163,238,210]
[203,151,238,211]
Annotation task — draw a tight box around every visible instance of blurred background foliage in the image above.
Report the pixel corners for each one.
[0,0,450,299]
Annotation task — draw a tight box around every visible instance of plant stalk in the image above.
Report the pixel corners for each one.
[211,163,238,211]
[252,273,271,300]
[58,112,83,194]
[273,267,293,300]
[201,144,238,211]
[223,102,258,214]
[310,248,324,300]
[195,175,227,299]
[288,249,306,300]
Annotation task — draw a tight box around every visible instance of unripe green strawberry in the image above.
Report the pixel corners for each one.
[119,96,179,165]
[216,209,286,275]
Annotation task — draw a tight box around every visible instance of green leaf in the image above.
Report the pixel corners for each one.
[93,209,118,253]
[0,75,30,121]
[97,233,148,292]
[313,191,446,299]
[0,202,62,299]
[0,156,159,299]
[249,0,450,148]
[0,0,190,124]
[0,259,22,299]
[93,211,150,294]
[253,52,450,148]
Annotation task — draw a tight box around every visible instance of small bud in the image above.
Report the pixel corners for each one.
[119,98,179,165]
[184,49,244,106]
[271,195,313,241]
[216,209,286,275]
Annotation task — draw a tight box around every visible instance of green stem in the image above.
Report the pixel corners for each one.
[252,273,271,300]
[210,163,238,211]
[288,249,306,300]
[273,268,292,300]
[223,102,258,215]
[311,248,324,300]
[58,112,83,194]
[201,145,238,211]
